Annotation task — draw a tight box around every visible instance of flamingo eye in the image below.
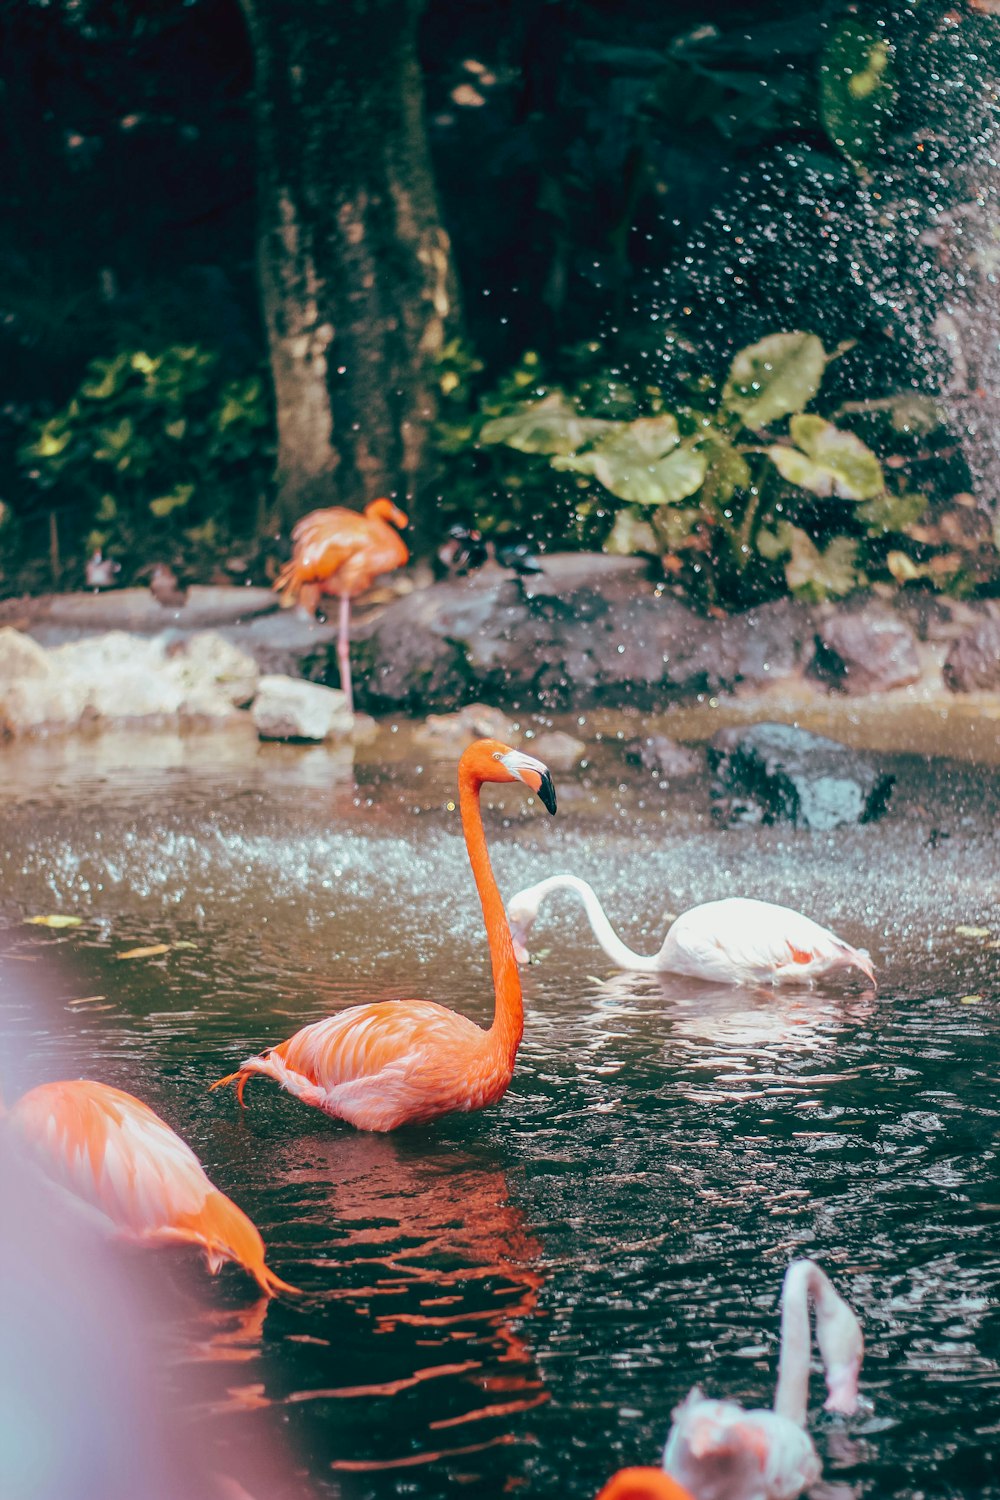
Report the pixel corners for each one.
[493,752,503,760]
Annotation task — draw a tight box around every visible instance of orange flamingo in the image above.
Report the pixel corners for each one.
[597,1471,694,1500]
[211,739,557,1131]
[3,1078,296,1295]
[273,497,409,712]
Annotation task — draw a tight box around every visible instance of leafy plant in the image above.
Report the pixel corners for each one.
[18,345,273,573]
[472,329,995,608]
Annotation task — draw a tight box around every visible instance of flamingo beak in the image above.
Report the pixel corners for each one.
[500,750,557,815]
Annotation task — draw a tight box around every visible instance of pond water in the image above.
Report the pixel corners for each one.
[2,720,999,1500]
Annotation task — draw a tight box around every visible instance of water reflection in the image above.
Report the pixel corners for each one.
[270,1132,548,1479]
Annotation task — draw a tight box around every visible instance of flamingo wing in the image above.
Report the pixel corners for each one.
[9,1080,294,1294]
[232,1001,496,1131]
[662,898,873,985]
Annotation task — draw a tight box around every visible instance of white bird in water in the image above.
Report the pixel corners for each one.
[506,876,875,986]
[662,1259,864,1500]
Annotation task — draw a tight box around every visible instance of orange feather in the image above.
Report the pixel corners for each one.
[596,1468,695,1500]
[5,1079,296,1296]
[211,739,557,1132]
[274,498,409,607]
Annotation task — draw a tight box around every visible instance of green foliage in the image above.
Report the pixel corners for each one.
[18,345,273,569]
[820,18,896,168]
[460,327,996,610]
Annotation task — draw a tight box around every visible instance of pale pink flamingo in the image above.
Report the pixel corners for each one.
[662,1259,864,1500]
[506,877,874,986]
[211,739,557,1131]
[3,1078,296,1295]
[273,497,409,712]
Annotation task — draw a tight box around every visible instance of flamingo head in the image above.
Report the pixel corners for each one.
[365,498,409,531]
[461,739,557,815]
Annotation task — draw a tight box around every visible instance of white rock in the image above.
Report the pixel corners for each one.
[49,631,167,677]
[0,627,54,681]
[0,677,92,736]
[164,631,259,706]
[251,675,353,741]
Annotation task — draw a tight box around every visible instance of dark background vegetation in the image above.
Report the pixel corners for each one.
[1,0,997,609]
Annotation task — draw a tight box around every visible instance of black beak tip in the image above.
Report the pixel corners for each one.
[538,771,557,815]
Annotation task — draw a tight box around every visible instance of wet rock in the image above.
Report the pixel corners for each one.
[811,609,921,693]
[30,585,278,633]
[943,616,1000,691]
[716,599,814,689]
[0,627,53,681]
[626,734,702,779]
[413,702,519,757]
[251,675,353,741]
[708,722,894,829]
[530,730,587,770]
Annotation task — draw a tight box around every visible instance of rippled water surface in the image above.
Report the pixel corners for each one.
[2,723,999,1499]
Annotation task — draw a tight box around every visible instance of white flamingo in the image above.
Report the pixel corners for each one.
[506,876,875,986]
[662,1259,864,1500]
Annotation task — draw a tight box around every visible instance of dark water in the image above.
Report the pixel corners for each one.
[2,725,999,1499]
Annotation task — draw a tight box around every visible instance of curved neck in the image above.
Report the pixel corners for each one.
[459,766,523,1068]
[774,1260,816,1426]
[532,875,662,972]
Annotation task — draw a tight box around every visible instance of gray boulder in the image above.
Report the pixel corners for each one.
[708,721,894,829]
[812,609,921,694]
[943,616,1000,691]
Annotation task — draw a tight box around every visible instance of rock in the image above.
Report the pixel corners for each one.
[529,730,587,770]
[0,677,94,737]
[164,631,259,706]
[0,627,53,681]
[717,599,814,689]
[38,585,278,632]
[943,616,1000,691]
[708,722,894,829]
[811,609,921,693]
[625,734,702,779]
[251,674,353,741]
[413,702,519,757]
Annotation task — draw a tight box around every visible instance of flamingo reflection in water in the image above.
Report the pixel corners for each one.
[276,1130,549,1477]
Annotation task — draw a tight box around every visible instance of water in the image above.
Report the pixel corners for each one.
[2,723,999,1499]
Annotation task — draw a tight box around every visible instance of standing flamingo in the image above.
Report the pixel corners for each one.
[2,1078,296,1295]
[211,739,557,1131]
[273,497,409,712]
[506,876,875,986]
[662,1259,864,1500]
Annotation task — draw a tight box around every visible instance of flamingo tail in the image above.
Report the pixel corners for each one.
[273,557,304,607]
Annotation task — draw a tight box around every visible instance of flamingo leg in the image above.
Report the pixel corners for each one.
[337,593,354,714]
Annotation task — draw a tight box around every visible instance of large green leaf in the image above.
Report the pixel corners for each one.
[697,433,751,512]
[603,510,659,556]
[759,521,861,599]
[554,429,706,505]
[149,482,194,519]
[767,414,884,500]
[820,19,894,168]
[480,393,613,455]
[722,333,827,429]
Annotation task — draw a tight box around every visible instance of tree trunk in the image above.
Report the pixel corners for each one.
[240,0,461,540]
